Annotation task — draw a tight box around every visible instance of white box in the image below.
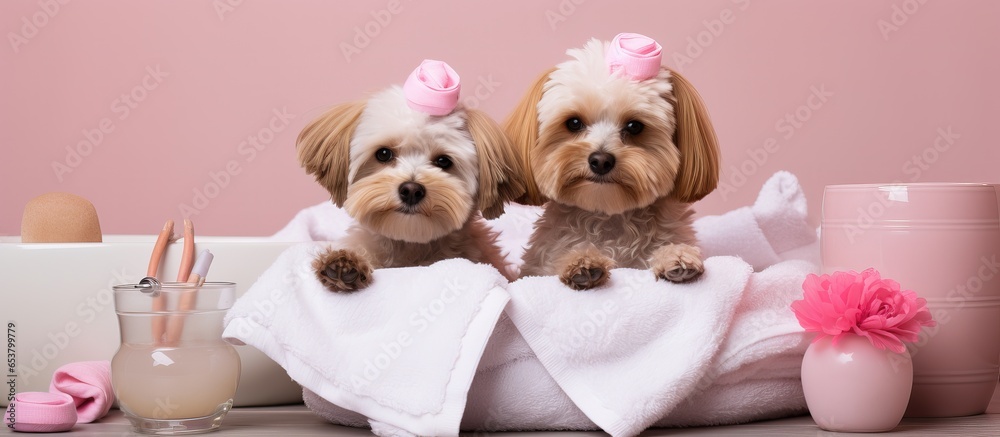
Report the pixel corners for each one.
[1,236,302,407]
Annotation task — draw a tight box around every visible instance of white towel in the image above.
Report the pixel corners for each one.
[472,260,815,433]
[694,171,818,270]
[271,200,353,242]
[654,259,815,427]
[504,258,750,436]
[223,244,510,436]
[482,203,542,273]
[302,258,817,435]
[257,171,821,435]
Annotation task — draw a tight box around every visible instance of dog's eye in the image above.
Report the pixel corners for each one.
[623,120,644,136]
[375,147,394,163]
[434,155,453,169]
[565,117,585,133]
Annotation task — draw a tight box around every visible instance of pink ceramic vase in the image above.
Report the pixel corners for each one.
[801,335,913,432]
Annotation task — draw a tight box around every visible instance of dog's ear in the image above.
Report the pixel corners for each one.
[465,109,526,219]
[296,102,366,207]
[664,68,721,203]
[502,68,555,206]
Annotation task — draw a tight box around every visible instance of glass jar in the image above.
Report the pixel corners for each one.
[112,281,240,434]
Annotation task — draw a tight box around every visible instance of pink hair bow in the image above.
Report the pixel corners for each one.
[403,59,461,116]
[605,32,663,81]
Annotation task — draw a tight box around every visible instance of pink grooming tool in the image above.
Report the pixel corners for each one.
[4,392,77,432]
[148,220,173,344]
[48,361,114,424]
[605,32,663,81]
[176,219,195,282]
[403,59,461,116]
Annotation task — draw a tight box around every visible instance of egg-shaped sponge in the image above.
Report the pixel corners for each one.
[21,192,102,243]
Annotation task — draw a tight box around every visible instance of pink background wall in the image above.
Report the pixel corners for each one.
[2,0,998,236]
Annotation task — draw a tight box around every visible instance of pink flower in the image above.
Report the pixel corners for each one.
[791,268,936,353]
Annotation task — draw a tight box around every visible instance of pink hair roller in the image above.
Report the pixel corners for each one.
[606,32,663,81]
[403,59,461,116]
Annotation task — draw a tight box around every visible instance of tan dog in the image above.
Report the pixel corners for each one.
[297,62,524,292]
[505,34,720,290]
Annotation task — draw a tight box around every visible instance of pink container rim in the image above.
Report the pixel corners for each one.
[822,182,1000,223]
[825,182,997,190]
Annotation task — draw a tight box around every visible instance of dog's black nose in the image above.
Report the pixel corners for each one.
[398,182,426,206]
[588,151,616,176]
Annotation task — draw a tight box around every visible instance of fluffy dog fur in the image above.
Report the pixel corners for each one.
[297,87,525,292]
[506,38,721,290]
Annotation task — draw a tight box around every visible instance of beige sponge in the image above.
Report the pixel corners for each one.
[21,192,102,243]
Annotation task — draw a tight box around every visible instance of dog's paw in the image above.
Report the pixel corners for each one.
[559,255,613,290]
[312,248,373,292]
[651,244,704,283]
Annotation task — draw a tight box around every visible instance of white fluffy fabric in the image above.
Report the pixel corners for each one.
[252,171,819,436]
[694,171,819,270]
[224,250,510,436]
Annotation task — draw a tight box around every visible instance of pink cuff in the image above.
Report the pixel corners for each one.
[403,59,461,116]
[48,360,115,423]
[4,392,77,433]
[606,32,663,81]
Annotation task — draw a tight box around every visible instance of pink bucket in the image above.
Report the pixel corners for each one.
[821,183,1000,417]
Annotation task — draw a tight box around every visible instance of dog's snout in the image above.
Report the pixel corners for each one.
[398,182,426,206]
[588,152,616,176]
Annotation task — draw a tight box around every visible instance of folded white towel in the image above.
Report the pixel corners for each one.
[655,259,815,427]
[223,245,510,436]
[462,336,593,431]
[504,257,750,437]
[256,171,821,435]
[694,171,818,270]
[302,257,817,435]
